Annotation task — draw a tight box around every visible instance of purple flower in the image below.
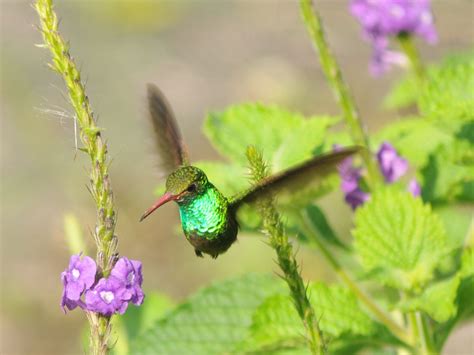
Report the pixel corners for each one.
[337,142,421,209]
[371,46,408,76]
[110,257,144,306]
[377,142,408,183]
[337,151,370,209]
[85,277,132,316]
[345,188,371,210]
[408,178,421,196]
[350,0,437,74]
[60,254,96,312]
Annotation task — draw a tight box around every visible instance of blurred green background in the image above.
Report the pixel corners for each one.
[1,1,472,354]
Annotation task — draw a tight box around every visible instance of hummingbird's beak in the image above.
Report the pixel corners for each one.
[139,192,176,222]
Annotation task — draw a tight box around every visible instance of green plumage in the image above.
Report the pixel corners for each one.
[140,84,359,259]
[179,183,229,240]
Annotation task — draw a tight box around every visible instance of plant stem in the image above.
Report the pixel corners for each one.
[246,146,325,355]
[397,34,425,82]
[298,210,413,346]
[35,0,118,353]
[413,312,437,355]
[299,0,383,189]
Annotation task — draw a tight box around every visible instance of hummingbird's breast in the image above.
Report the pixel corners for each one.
[178,185,230,240]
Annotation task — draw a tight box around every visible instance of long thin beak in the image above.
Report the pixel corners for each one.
[139,192,175,222]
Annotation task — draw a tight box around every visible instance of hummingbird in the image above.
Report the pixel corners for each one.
[140,84,359,259]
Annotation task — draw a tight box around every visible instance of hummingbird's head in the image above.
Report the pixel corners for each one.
[166,166,208,202]
[140,166,208,221]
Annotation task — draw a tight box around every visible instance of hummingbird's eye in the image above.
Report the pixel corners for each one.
[187,183,197,193]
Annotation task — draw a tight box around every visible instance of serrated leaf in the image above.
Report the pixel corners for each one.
[240,282,378,353]
[204,103,305,165]
[204,104,338,165]
[272,116,339,171]
[353,187,449,291]
[131,274,284,354]
[309,283,377,336]
[398,276,460,322]
[419,52,474,123]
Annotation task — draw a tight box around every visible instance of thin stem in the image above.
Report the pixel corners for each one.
[414,312,437,355]
[299,210,412,346]
[247,146,325,355]
[397,34,425,82]
[299,0,383,189]
[35,0,118,353]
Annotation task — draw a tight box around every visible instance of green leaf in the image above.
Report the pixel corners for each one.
[272,116,338,171]
[204,103,302,165]
[240,282,379,353]
[131,273,284,354]
[112,292,175,355]
[436,206,473,252]
[353,187,449,291]
[122,292,175,340]
[418,52,474,123]
[204,103,337,166]
[398,276,461,322]
[433,275,474,350]
[309,283,377,336]
[421,139,474,203]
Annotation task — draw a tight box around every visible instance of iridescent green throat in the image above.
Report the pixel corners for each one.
[177,183,229,240]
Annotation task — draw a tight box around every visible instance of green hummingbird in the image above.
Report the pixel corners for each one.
[140,84,359,259]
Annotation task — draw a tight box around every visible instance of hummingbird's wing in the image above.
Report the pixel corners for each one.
[229,147,360,210]
[147,83,190,173]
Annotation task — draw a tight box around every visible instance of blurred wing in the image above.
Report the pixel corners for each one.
[230,147,360,209]
[147,83,190,173]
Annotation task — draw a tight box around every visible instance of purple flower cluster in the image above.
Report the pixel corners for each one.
[61,254,144,316]
[339,142,420,209]
[350,0,437,75]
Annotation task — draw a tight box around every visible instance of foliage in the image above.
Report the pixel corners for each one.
[145,44,473,353]
[131,274,285,354]
[36,0,473,354]
[353,188,449,291]
[133,42,474,353]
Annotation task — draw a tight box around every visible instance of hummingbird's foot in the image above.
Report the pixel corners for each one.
[194,249,204,258]
[210,253,219,259]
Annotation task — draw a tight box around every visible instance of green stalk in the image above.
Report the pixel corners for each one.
[299,0,383,189]
[412,312,437,355]
[397,34,425,82]
[247,146,325,355]
[298,210,413,346]
[35,0,117,353]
